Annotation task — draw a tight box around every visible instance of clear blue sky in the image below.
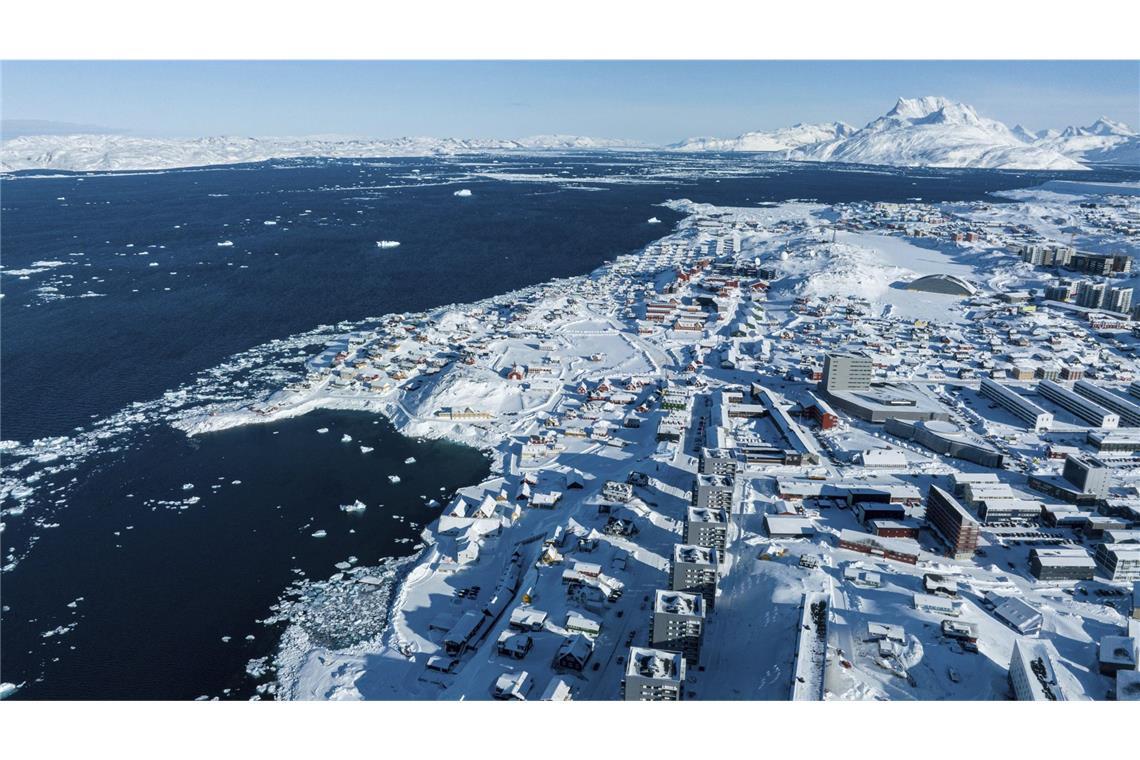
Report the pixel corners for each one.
[2,60,1137,142]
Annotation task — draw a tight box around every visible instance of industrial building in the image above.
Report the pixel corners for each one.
[978,378,1053,431]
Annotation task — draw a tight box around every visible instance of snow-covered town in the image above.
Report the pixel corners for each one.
[171,179,1140,702]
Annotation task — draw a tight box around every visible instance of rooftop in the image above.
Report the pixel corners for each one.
[626,647,684,681]
[674,544,716,565]
[655,589,705,617]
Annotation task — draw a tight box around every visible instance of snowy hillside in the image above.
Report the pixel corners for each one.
[791,97,1087,171]
[0,133,644,172]
[670,122,854,153]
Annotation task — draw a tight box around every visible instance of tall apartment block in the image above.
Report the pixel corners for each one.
[822,353,873,393]
[671,544,719,610]
[692,473,736,512]
[925,485,980,560]
[685,506,728,556]
[650,590,706,666]
[623,647,686,701]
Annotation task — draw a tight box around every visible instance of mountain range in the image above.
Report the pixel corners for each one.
[1,96,1136,173]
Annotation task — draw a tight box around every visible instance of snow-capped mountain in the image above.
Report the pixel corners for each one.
[670,122,854,153]
[1032,117,1139,164]
[3,97,1135,173]
[0,133,644,172]
[791,97,1086,171]
[515,134,645,150]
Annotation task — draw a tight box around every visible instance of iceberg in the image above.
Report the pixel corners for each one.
[375,241,401,249]
[339,500,367,513]
[453,188,473,197]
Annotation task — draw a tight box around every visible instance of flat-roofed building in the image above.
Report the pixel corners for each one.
[623,647,686,701]
[838,529,921,564]
[1095,543,1140,582]
[1009,639,1067,701]
[685,506,728,555]
[925,485,980,560]
[979,378,1053,431]
[1073,381,1140,427]
[651,590,706,666]
[699,447,738,476]
[764,513,815,538]
[978,498,1042,525]
[1087,429,1140,454]
[1062,454,1109,498]
[822,353,873,393]
[1098,636,1137,676]
[1029,547,1096,581]
[692,473,736,512]
[1038,379,1120,428]
[671,544,718,609]
[950,472,999,497]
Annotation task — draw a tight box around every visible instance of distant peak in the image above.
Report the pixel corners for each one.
[1088,116,1136,136]
[885,96,981,126]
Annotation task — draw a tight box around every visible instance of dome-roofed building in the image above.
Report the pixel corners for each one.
[905,274,977,296]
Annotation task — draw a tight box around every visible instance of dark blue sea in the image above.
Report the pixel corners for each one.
[2,154,1138,699]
